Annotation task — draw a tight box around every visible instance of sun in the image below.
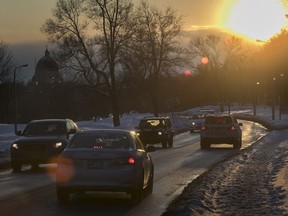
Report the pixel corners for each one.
[220,0,287,41]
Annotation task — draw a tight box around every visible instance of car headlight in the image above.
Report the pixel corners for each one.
[12,143,19,150]
[158,131,162,135]
[192,122,196,125]
[136,132,140,136]
[53,142,63,148]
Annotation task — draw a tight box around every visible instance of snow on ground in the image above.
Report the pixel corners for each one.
[162,105,288,216]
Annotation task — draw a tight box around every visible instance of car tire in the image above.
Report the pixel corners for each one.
[57,187,70,203]
[131,173,144,204]
[31,163,39,170]
[11,161,22,172]
[168,137,173,148]
[145,167,154,196]
[200,139,210,149]
[233,137,242,149]
[161,139,168,148]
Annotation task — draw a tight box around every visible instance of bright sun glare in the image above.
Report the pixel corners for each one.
[222,0,287,41]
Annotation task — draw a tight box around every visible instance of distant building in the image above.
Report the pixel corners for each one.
[30,47,62,86]
[25,47,63,120]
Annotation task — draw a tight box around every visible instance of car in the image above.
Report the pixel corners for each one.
[10,119,79,172]
[56,129,155,204]
[189,113,207,133]
[135,116,174,148]
[200,114,243,149]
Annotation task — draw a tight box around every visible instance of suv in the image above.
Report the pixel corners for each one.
[200,114,242,149]
[10,119,80,172]
[135,116,174,148]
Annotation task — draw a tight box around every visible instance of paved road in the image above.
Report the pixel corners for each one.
[0,121,268,216]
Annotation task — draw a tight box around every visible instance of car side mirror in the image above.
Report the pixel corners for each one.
[146,145,156,152]
[69,129,77,134]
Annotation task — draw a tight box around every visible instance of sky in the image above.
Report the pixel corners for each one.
[0,0,287,81]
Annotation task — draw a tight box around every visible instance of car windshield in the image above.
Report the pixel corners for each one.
[205,116,233,124]
[22,122,66,136]
[139,119,164,128]
[70,134,131,149]
[192,114,206,119]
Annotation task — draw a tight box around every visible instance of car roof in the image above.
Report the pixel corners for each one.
[75,129,132,135]
[142,116,170,120]
[29,119,71,123]
[206,114,233,117]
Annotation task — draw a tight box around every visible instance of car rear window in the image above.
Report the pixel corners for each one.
[205,116,233,124]
[70,134,130,149]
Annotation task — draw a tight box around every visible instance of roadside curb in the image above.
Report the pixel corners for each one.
[234,114,288,131]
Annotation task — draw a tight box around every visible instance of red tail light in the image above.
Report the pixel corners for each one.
[229,126,236,131]
[115,157,136,165]
[201,125,207,131]
[128,157,135,164]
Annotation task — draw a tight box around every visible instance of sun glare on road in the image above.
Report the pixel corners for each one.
[220,0,287,41]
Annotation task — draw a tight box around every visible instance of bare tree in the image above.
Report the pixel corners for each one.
[122,1,185,116]
[86,0,136,126]
[41,0,136,126]
[188,33,250,110]
[0,39,14,122]
[0,39,14,83]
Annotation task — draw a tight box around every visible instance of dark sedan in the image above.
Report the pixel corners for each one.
[10,119,79,172]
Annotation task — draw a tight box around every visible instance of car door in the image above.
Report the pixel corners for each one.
[134,134,152,187]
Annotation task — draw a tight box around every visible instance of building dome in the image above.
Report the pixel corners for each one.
[32,48,62,84]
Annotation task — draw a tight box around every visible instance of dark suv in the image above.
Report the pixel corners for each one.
[10,119,80,172]
[135,116,174,148]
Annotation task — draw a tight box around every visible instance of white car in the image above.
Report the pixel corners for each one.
[56,129,155,204]
[200,114,243,149]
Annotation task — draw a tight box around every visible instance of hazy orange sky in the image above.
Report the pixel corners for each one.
[0,0,287,80]
[0,0,227,44]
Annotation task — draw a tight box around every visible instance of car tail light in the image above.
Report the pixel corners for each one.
[228,126,236,131]
[115,157,136,165]
[201,125,207,131]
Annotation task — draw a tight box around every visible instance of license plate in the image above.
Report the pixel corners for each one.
[210,128,226,136]
[87,160,103,169]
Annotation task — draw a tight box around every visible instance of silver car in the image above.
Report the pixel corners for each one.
[56,129,155,204]
[200,114,242,149]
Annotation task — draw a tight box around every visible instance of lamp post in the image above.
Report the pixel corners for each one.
[253,82,260,116]
[14,64,28,134]
[272,78,276,120]
[279,73,284,120]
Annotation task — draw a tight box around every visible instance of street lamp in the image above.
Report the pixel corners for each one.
[272,78,276,120]
[14,64,28,134]
[279,73,284,120]
[253,82,260,116]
